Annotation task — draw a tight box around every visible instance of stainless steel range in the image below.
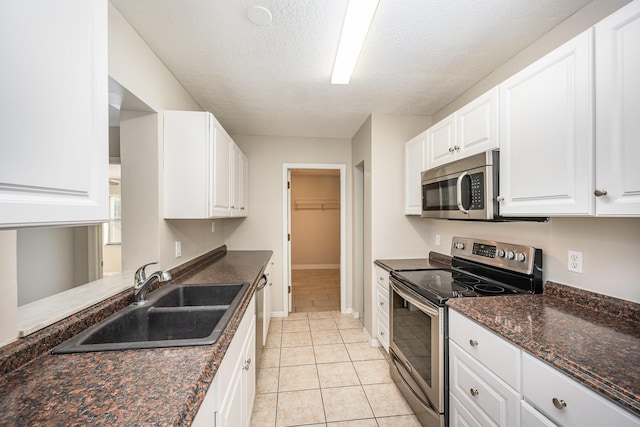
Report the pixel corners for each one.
[388,236,542,427]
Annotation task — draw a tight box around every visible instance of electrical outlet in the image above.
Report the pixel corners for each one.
[211,221,216,233]
[568,250,583,273]
[175,241,182,258]
[435,234,441,246]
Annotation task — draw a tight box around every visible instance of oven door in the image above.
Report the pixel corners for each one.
[389,279,445,426]
[421,165,493,220]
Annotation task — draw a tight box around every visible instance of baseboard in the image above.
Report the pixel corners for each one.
[362,326,381,347]
[271,311,288,318]
[291,264,340,270]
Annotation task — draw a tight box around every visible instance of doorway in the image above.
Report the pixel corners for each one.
[282,164,347,315]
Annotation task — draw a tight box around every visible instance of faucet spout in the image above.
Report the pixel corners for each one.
[133,263,172,305]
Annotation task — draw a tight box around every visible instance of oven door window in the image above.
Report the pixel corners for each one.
[392,298,434,387]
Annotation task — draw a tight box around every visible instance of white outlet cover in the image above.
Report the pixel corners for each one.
[568,250,583,273]
[175,241,182,258]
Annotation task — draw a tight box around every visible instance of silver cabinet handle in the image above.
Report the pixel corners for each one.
[496,195,505,202]
[594,189,608,197]
[454,145,460,151]
[243,358,252,371]
[379,301,384,306]
[380,331,385,336]
[552,398,567,410]
[448,147,455,153]
[470,389,479,397]
[469,339,478,347]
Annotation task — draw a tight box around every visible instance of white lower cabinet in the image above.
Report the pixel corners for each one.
[521,400,557,427]
[522,352,640,427]
[374,265,390,350]
[449,310,640,427]
[192,296,256,427]
[449,311,521,427]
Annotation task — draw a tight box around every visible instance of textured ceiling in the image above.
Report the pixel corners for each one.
[110,0,592,138]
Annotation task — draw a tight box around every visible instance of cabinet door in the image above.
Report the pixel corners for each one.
[457,87,499,157]
[210,127,232,217]
[231,145,248,217]
[216,363,244,427]
[426,114,456,169]
[499,29,594,216]
[595,0,640,216]
[405,133,426,215]
[243,320,256,426]
[164,111,210,218]
[0,0,108,228]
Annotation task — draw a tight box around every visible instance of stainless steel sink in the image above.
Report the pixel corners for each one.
[53,282,249,353]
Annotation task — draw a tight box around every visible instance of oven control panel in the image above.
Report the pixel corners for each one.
[451,236,539,275]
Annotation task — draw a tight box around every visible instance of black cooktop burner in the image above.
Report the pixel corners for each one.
[391,265,529,305]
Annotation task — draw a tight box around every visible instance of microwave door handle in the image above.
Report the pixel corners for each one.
[456,171,469,214]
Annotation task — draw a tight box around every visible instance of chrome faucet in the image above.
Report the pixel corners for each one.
[133,261,172,305]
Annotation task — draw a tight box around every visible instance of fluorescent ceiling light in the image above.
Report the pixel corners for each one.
[331,0,380,85]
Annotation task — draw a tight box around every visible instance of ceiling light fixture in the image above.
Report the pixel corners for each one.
[331,0,380,85]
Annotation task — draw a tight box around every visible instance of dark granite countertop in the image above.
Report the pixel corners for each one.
[374,251,451,272]
[0,247,272,426]
[447,282,640,417]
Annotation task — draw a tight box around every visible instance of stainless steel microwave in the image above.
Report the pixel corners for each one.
[421,151,547,221]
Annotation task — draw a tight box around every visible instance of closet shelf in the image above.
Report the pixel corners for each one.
[293,199,339,211]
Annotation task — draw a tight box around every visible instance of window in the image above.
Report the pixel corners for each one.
[103,195,121,244]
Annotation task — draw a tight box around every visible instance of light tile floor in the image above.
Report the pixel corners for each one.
[291,269,340,313]
[250,311,421,427]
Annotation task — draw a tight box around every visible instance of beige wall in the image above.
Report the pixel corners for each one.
[291,173,341,268]
[225,135,351,315]
[353,113,433,335]
[109,4,226,271]
[0,231,17,345]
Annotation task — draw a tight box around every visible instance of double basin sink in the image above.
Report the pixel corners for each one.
[53,282,249,353]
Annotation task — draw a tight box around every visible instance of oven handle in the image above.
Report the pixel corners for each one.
[456,171,469,214]
[390,280,440,318]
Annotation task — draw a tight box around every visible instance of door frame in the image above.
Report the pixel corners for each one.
[282,163,347,315]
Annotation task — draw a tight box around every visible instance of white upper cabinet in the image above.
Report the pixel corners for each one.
[404,133,426,215]
[499,29,594,216]
[426,87,499,170]
[426,113,457,169]
[594,0,640,216]
[0,0,108,228]
[231,144,248,217]
[164,110,247,219]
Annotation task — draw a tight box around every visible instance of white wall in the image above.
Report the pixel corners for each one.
[224,135,351,315]
[109,4,226,270]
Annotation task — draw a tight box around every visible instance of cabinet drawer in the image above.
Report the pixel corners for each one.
[450,392,483,427]
[377,317,389,350]
[376,283,389,320]
[449,310,521,391]
[374,266,389,288]
[449,340,521,427]
[523,352,640,427]
[521,400,557,427]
